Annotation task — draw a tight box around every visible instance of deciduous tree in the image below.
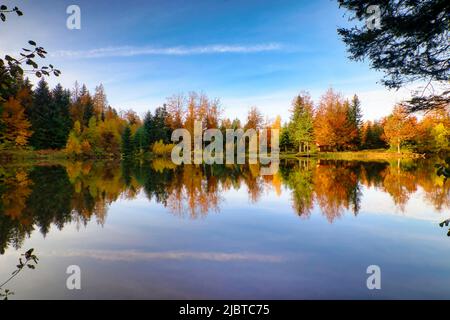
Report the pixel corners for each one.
[383,105,417,153]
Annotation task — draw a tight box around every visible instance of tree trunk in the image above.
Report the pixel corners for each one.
[397,138,400,154]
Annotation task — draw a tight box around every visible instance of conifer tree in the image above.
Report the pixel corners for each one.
[29,78,53,149]
[348,94,363,149]
[121,126,134,158]
[51,84,72,149]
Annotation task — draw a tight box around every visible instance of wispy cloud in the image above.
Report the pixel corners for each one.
[51,43,284,59]
[39,249,285,262]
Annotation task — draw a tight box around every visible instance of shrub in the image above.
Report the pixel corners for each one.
[151,140,174,157]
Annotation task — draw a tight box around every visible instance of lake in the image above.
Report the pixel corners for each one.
[1,158,450,299]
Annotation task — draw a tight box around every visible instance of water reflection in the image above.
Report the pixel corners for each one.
[0,158,449,254]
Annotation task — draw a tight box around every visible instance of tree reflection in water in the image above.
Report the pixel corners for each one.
[0,158,449,253]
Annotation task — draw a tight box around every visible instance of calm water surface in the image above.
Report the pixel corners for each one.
[1,159,450,299]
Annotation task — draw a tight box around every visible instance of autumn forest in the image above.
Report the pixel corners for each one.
[1,74,449,159]
[1,0,449,300]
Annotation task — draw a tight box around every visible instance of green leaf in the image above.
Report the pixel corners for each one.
[28,40,36,46]
[0,5,7,10]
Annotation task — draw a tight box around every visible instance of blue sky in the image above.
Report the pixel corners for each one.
[0,0,413,121]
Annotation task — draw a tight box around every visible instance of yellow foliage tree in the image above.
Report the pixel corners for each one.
[65,132,82,156]
[0,97,32,148]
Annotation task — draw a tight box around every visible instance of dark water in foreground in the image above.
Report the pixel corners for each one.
[0,158,450,299]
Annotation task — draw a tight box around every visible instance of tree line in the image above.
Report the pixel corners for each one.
[280,89,450,154]
[0,71,448,158]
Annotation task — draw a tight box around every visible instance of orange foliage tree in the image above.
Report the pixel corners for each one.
[314,89,357,151]
[382,105,417,153]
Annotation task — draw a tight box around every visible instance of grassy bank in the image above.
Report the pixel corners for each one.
[280,149,427,161]
[0,149,122,162]
[0,148,429,164]
[0,149,68,161]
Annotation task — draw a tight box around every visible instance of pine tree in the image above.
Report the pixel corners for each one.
[133,126,146,154]
[288,93,314,153]
[348,94,363,149]
[29,78,53,149]
[121,126,134,158]
[153,105,170,143]
[143,111,153,148]
[51,84,72,149]
[280,124,292,152]
[80,85,94,127]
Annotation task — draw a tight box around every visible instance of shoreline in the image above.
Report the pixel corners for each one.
[0,149,434,163]
[281,150,428,161]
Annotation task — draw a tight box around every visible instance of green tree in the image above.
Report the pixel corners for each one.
[143,106,170,148]
[121,126,134,158]
[133,126,146,154]
[280,124,293,152]
[143,111,154,148]
[29,79,53,149]
[348,94,363,149]
[51,84,72,149]
[153,106,170,143]
[288,93,314,154]
[80,85,94,127]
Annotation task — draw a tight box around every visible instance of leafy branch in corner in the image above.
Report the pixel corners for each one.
[0,4,23,21]
[436,158,450,237]
[1,40,61,79]
[0,248,39,300]
[0,3,61,84]
[337,0,450,113]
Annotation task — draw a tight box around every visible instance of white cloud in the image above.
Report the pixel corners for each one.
[51,43,284,59]
[39,249,284,262]
[351,87,416,121]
